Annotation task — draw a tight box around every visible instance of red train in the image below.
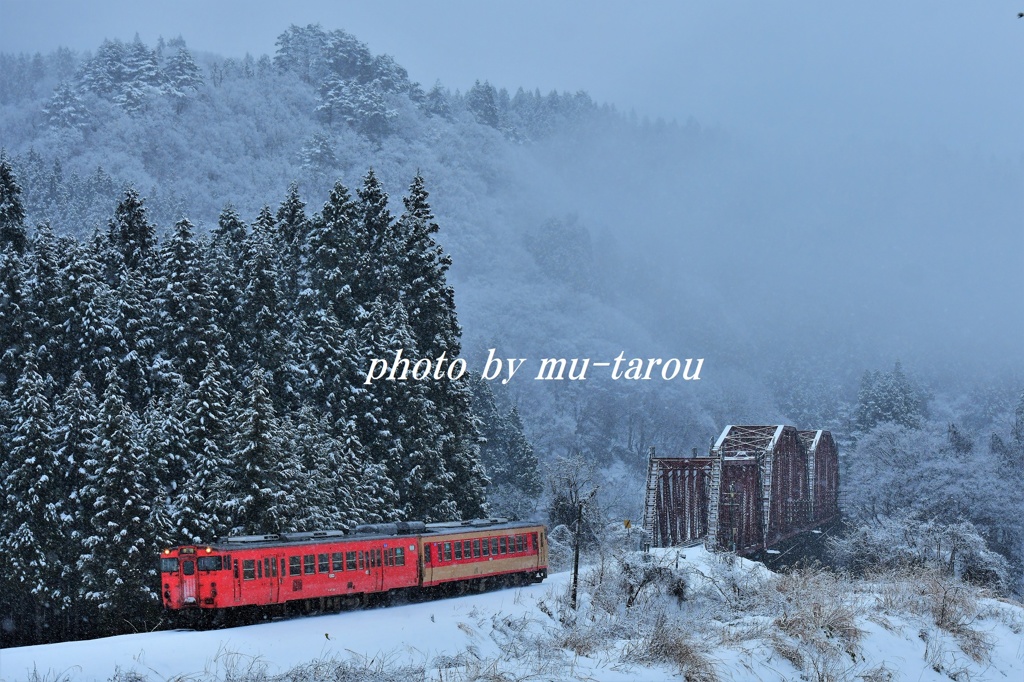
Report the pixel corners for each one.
[159,518,548,624]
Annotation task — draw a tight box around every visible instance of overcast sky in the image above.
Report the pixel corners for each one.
[3,1,1022,155]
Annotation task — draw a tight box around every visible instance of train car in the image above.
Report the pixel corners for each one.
[159,518,546,623]
[419,520,548,592]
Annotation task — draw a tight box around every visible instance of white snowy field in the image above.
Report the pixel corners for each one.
[3,548,1023,681]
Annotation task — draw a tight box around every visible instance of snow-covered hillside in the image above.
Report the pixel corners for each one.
[4,548,1022,682]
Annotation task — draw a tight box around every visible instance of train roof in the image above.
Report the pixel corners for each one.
[422,519,543,538]
[167,519,545,552]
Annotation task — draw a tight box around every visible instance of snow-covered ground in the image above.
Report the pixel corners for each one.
[3,574,582,682]
[3,548,1023,681]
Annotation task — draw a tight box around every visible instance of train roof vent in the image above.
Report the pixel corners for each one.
[395,521,426,534]
[467,518,509,526]
[424,521,466,529]
[280,530,347,541]
[219,533,281,543]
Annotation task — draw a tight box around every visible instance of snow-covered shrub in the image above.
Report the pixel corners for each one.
[830,513,1010,591]
[546,524,574,573]
[871,567,996,667]
[616,551,688,609]
[685,551,771,613]
[622,611,718,682]
[772,568,865,647]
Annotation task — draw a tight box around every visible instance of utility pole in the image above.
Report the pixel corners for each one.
[570,487,597,610]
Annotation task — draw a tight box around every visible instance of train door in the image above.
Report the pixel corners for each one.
[373,545,384,592]
[180,556,198,604]
[420,540,432,585]
[259,554,280,604]
[232,558,242,603]
[375,545,385,593]
[270,553,283,603]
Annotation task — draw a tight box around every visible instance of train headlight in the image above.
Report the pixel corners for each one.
[205,546,212,553]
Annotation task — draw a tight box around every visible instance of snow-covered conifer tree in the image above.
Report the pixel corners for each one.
[105,187,157,278]
[393,175,489,519]
[208,206,248,366]
[42,82,89,129]
[466,80,500,128]
[353,169,400,304]
[0,154,27,255]
[161,47,203,111]
[59,238,114,393]
[238,212,293,404]
[854,361,927,431]
[154,218,223,388]
[275,182,310,306]
[78,370,158,634]
[178,352,235,540]
[307,179,359,324]
[355,298,453,521]
[225,368,298,534]
[0,359,70,639]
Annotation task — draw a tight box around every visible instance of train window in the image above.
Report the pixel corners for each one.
[262,558,270,577]
[271,558,278,577]
[491,538,499,555]
[375,549,382,567]
[279,558,285,577]
[443,542,452,562]
[473,539,481,558]
[161,558,179,573]
[424,545,431,564]
[304,555,315,574]
[454,541,462,560]
[532,533,538,551]
[499,537,507,555]
[463,540,471,557]
[257,560,262,579]
[516,536,524,552]
[289,556,301,576]
[396,547,405,566]
[358,551,365,569]
[234,560,239,578]
[318,554,329,573]
[481,538,489,557]
[346,551,357,571]
[243,559,255,580]
[332,552,343,571]
[182,560,195,576]
[197,556,222,571]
